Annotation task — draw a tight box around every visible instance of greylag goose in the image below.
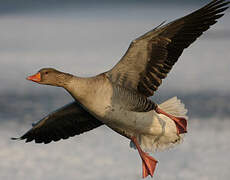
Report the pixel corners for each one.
[13,0,229,178]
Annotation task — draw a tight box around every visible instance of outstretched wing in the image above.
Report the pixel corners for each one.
[12,101,103,144]
[106,0,229,97]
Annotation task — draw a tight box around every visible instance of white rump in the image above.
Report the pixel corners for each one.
[130,97,188,153]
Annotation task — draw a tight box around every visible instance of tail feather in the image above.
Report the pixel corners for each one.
[159,97,188,119]
[130,96,188,153]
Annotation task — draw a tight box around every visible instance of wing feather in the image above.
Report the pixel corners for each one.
[106,0,229,97]
[12,101,103,144]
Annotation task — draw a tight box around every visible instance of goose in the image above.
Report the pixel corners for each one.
[12,0,229,178]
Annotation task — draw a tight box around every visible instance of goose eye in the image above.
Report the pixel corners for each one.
[45,71,49,75]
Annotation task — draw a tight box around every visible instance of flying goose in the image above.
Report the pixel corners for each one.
[13,0,229,178]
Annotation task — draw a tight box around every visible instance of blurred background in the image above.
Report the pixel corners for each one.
[0,0,229,179]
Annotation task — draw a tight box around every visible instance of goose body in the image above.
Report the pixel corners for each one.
[66,73,185,152]
[13,0,229,178]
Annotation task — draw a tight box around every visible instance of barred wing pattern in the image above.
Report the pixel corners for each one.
[106,0,229,97]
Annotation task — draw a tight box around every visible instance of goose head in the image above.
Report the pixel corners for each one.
[27,68,73,87]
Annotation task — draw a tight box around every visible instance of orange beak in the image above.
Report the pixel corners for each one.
[26,72,41,82]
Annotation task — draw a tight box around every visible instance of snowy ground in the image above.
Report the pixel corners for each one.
[1,118,230,180]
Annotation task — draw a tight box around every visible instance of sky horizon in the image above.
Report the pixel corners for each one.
[0,0,221,15]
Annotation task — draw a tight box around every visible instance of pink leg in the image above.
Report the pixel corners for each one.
[156,107,187,134]
[131,136,158,178]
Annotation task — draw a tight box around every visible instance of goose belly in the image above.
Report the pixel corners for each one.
[101,107,166,139]
[101,107,182,154]
[97,96,186,153]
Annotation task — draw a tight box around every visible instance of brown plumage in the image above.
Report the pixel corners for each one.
[106,0,229,97]
[13,0,229,145]
[12,1,229,178]
[13,0,229,146]
[12,101,103,144]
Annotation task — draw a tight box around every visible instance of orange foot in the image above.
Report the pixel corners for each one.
[156,107,187,134]
[141,151,158,178]
[131,137,158,178]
